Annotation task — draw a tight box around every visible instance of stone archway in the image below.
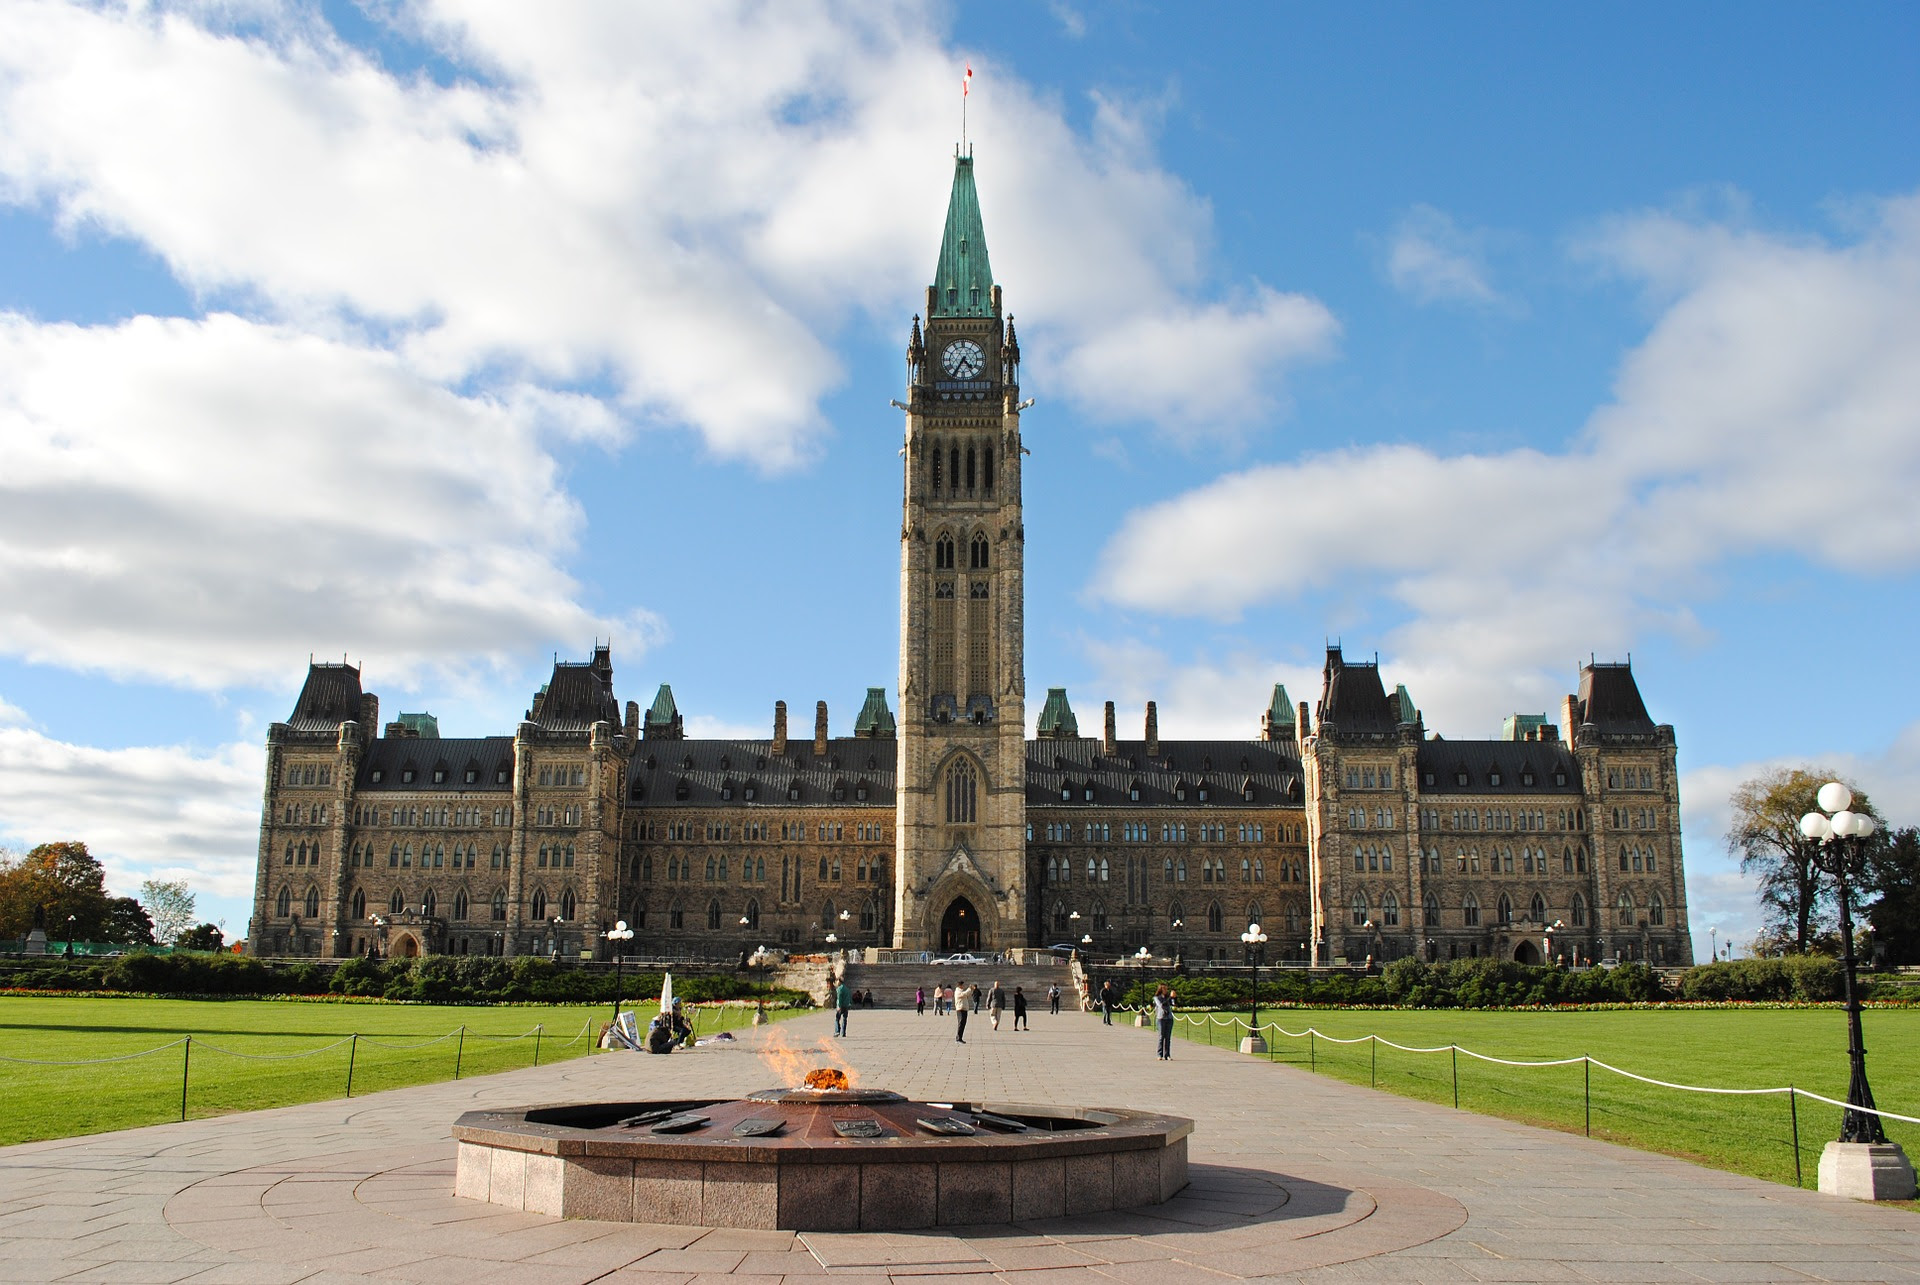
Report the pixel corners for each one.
[392,933,421,958]
[1513,939,1541,966]
[940,897,981,953]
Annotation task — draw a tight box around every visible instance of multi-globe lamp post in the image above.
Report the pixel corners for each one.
[1239,923,1268,1055]
[1799,781,1916,1199]
[603,919,634,1024]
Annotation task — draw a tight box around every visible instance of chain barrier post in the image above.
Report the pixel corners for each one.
[345,1033,358,1098]
[1370,1034,1377,1088]
[1789,1085,1802,1188]
[454,1025,465,1080]
[180,1036,191,1122]
[533,1024,543,1067]
[1584,1056,1591,1137]
[1451,1045,1459,1109]
[1309,1030,1316,1072]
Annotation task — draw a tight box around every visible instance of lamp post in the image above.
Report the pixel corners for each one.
[1239,923,1268,1054]
[1171,917,1184,971]
[66,914,76,958]
[1801,782,1915,1199]
[1709,925,1718,965]
[604,919,634,1023]
[1545,919,1565,967]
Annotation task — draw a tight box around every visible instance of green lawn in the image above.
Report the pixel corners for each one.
[1173,1007,1920,1191]
[0,996,786,1145]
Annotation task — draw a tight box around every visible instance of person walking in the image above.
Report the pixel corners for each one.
[1012,985,1029,1030]
[1099,979,1115,1025]
[915,985,926,1016]
[833,977,851,1037]
[973,982,983,1014]
[1047,982,1060,1015]
[1152,983,1176,1060]
[988,981,1005,1031]
[954,982,973,1042]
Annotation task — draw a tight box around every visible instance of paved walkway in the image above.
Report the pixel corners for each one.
[4,1006,1920,1283]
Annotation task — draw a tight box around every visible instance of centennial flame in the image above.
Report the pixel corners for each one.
[757,1026,861,1089]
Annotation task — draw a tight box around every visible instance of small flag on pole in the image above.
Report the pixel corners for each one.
[963,64,972,97]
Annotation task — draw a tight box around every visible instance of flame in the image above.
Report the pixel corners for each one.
[804,1068,850,1091]
[757,1026,861,1089]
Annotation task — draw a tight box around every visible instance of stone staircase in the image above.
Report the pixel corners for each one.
[840,958,1078,1011]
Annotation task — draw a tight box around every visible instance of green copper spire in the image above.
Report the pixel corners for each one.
[854,687,897,739]
[1035,687,1079,739]
[1267,684,1294,726]
[930,153,995,317]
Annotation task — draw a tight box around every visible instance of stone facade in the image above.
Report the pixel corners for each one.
[247,150,1692,967]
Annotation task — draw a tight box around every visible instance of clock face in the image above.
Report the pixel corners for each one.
[941,339,986,379]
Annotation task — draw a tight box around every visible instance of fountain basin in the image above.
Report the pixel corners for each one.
[452,1091,1191,1230]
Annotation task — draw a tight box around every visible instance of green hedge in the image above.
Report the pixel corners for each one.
[1675,956,1844,1002]
[1117,958,1671,1009]
[0,953,810,1007]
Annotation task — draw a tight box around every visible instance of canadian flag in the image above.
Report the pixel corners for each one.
[963,64,971,97]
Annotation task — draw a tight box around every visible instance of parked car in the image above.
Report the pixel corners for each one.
[933,952,986,965]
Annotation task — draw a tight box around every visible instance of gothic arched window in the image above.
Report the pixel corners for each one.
[945,758,978,824]
[707,898,720,930]
[492,889,506,921]
[530,889,546,920]
[935,533,955,570]
[1530,892,1546,923]
[1572,892,1587,927]
[743,898,760,928]
[970,533,989,569]
[1497,893,1513,925]
[276,886,291,917]
[1207,902,1223,932]
[1463,893,1480,927]
[1649,892,1665,926]
[560,889,576,921]
[352,888,366,919]
[453,889,469,921]
[860,897,876,932]
[1423,891,1439,926]
[1349,892,1368,926]
[391,888,406,915]
[1382,891,1400,927]
[422,889,436,918]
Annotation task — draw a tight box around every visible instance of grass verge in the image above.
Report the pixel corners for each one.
[1174,1006,1920,1193]
[0,995,794,1145]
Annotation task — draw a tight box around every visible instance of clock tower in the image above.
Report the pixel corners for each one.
[894,150,1030,953]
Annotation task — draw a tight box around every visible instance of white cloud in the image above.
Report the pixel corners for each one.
[1093,194,1920,733]
[0,311,656,688]
[1071,638,1319,743]
[1386,204,1500,307]
[0,727,264,904]
[0,695,28,726]
[0,0,1332,465]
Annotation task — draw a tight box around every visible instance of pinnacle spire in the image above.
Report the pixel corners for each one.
[931,153,995,318]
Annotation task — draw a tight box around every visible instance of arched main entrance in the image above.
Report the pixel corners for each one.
[940,897,980,953]
[1513,939,1541,965]
[392,934,421,958]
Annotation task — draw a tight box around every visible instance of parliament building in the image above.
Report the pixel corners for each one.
[249,153,1694,969]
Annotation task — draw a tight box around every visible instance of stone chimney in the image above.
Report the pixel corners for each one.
[814,701,829,756]
[1145,702,1159,757]
[624,700,640,742]
[772,701,788,755]
[360,693,379,730]
[1103,701,1117,755]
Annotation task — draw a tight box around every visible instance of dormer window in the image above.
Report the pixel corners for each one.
[464,769,477,784]
[1489,771,1502,787]
[1521,771,1535,786]
[1424,772,1436,787]
[1084,785,1094,802]
[675,778,690,801]
[1175,783,1188,802]
[744,783,757,801]
[645,755,657,771]
[856,783,869,802]
[370,769,384,783]
[757,757,767,770]
[832,782,846,802]
[1197,783,1210,802]
[721,783,734,801]
[433,768,446,784]
[789,782,802,801]
[1128,780,1142,802]
[1456,771,1468,787]
[495,768,508,784]
[1061,785,1072,801]
[401,769,416,784]
[1554,770,1568,786]
[719,756,730,771]
[630,780,645,800]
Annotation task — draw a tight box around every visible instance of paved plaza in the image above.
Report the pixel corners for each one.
[4,1006,1920,1283]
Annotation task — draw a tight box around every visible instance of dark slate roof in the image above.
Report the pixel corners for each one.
[1415,740,1582,796]
[1316,647,1404,734]
[628,738,896,807]
[1025,740,1304,808]
[287,663,363,731]
[1575,663,1655,732]
[357,737,516,792]
[531,652,620,731]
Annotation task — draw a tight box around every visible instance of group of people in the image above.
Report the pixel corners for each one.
[644,999,695,1054]
[1089,979,1181,1060]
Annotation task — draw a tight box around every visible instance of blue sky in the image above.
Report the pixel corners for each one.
[0,2,1915,954]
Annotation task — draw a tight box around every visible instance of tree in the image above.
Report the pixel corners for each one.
[1727,768,1883,955]
[1865,826,1920,968]
[178,923,225,952]
[0,841,113,941]
[139,879,197,945]
[103,897,157,947]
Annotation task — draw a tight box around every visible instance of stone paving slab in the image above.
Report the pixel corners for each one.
[3,1006,1920,1281]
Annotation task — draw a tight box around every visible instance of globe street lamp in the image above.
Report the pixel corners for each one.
[1545,919,1565,966]
[1801,782,1916,1199]
[1239,923,1268,1054]
[1709,925,1718,965]
[604,919,634,1024]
